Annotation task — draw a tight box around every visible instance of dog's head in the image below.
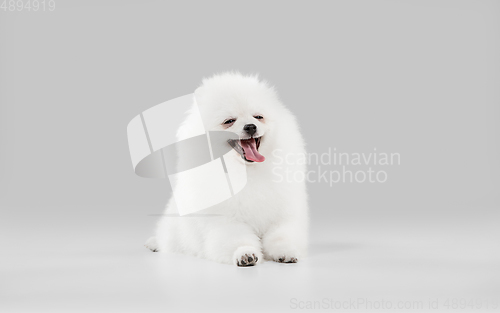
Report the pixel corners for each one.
[194,72,284,164]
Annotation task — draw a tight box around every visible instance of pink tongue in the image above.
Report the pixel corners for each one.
[240,139,265,162]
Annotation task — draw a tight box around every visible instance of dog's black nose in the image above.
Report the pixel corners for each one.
[243,124,257,136]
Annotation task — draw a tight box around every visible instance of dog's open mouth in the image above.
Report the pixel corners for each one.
[227,137,265,163]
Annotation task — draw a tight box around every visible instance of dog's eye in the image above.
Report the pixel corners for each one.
[223,119,236,125]
[254,115,264,120]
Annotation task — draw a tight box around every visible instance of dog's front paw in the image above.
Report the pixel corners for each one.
[145,237,159,252]
[233,246,262,267]
[236,253,258,267]
[275,255,298,263]
[263,241,301,264]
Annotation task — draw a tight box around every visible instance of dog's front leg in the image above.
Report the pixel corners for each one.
[202,217,262,267]
[262,219,308,263]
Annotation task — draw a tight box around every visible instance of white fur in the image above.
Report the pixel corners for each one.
[147,72,309,266]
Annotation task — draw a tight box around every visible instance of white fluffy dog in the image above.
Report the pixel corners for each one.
[146,72,309,266]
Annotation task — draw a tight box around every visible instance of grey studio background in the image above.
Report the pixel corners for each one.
[1,1,499,312]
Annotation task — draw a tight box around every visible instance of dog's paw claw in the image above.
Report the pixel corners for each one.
[233,246,262,267]
[236,253,258,267]
[144,237,159,252]
[276,256,298,263]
